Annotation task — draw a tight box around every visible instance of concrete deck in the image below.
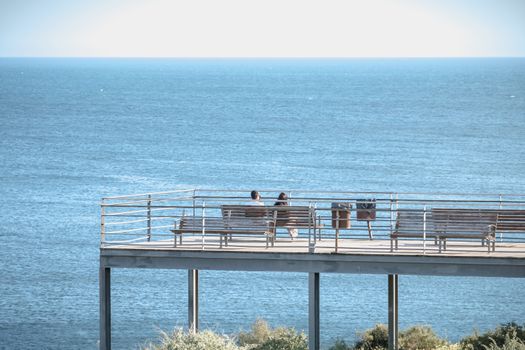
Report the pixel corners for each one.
[100,235,525,277]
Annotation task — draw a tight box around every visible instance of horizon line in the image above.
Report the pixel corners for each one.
[1,55,525,59]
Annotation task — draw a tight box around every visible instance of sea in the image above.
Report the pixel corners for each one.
[0,58,524,349]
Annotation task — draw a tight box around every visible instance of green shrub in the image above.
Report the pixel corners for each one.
[251,327,307,350]
[238,319,272,347]
[141,329,239,350]
[461,323,525,350]
[238,319,307,350]
[399,326,447,350]
[354,324,389,350]
[436,344,461,350]
[353,324,447,350]
[328,339,353,350]
[482,332,525,350]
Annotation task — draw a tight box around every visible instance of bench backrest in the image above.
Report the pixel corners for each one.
[496,210,525,232]
[221,205,276,230]
[394,210,436,235]
[432,208,497,234]
[273,205,316,228]
[221,205,316,228]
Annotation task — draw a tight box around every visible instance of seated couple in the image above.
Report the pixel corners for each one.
[250,190,298,239]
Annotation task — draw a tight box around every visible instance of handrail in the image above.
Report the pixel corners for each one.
[100,189,525,254]
[102,188,195,200]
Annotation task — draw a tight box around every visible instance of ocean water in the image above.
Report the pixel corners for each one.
[0,58,524,349]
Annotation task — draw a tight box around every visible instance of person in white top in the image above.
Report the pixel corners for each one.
[250,190,264,205]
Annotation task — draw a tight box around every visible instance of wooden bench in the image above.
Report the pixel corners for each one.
[495,210,525,232]
[171,205,319,248]
[274,205,318,231]
[391,210,439,252]
[170,216,229,248]
[223,205,319,242]
[221,205,277,248]
[171,206,277,248]
[432,208,497,252]
[391,208,499,253]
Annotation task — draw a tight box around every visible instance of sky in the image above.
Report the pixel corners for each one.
[0,0,524,57]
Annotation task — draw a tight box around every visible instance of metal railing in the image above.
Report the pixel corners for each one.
[100,189,525,255]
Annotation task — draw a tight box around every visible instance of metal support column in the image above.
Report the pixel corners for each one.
[188,269,199,333]
[309,272,320,350]
[100,266,111,350]
[388,274,399,350]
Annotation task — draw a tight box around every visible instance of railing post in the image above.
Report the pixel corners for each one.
[308,203,315,253]
[147,194,152,242]
[423,205,427,254]
[101,200,106,244]
[335,209,340,253]
[499,194,503,241]
[390,194,394,236]
[201,202,206,249]
[100,264,111,350]
[193,190,196,221]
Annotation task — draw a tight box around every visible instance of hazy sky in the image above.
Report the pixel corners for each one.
[1,0,524,57]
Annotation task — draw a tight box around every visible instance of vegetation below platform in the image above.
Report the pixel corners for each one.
[140,320,525,350]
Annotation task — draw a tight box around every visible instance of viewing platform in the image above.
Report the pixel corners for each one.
[99,189,525,350]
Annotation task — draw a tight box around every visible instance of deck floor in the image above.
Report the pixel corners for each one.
[102,234,525,258]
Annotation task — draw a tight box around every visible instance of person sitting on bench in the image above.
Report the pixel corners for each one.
[250,190,264,206]
[274,192,298,239]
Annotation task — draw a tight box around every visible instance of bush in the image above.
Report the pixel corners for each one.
[482,332,525,350]
[238,319,272,347]
[328,339,353,350]
[141,329,239,350]
[461,323,525,350]
[354,324,389,350]
[436,344,461,350]
[238,319,307,350]
[399,326,447,350]
[353,324,447,350]
[251,328,307,350]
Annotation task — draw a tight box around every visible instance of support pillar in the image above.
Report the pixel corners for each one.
[308,272,320,350]
[388,274,398,350]
[100,266,111,350]
[188,269,199,333]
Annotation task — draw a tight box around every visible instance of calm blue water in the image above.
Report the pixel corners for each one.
[1,58,524,349]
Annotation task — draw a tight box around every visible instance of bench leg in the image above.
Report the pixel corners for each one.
[487,239,496,253]
[390,239,393,252]
[173,234,182,247]
[443,238,447,251]
[395,238,398,250]
[438,239,442,253]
